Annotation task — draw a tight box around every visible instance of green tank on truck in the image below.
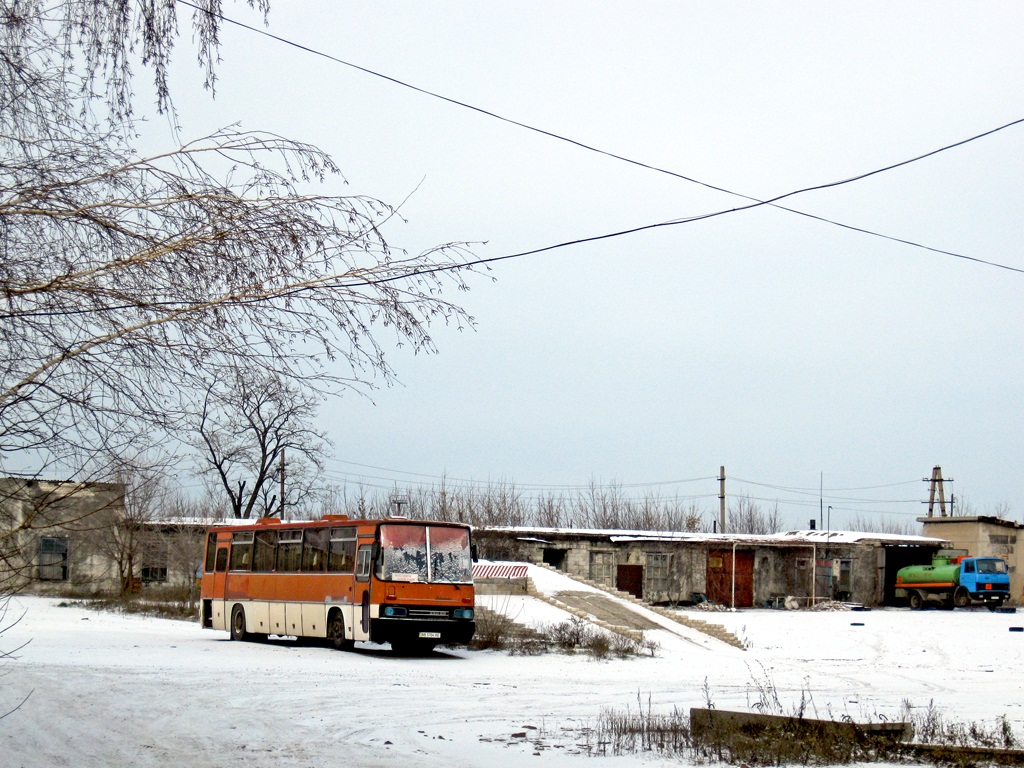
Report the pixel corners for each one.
[895,552,1010,611]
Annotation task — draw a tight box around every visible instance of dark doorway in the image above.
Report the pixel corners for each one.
[616,564,643,599]
[882,545,940,605]
[706,549,754,607]
[542,548,568,570]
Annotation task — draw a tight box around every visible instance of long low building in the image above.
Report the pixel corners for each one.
[474,525,950,608]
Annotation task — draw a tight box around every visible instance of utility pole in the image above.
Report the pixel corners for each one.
[719,465,726,533]
[390,494,409,516]
[923,465,953,517]
[278,448,286,520]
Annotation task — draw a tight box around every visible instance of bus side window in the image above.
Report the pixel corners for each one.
[355,544,372,582]
[253,531,277,572]
[204,533,218,573]
[276,530,303,572]
[215,547,229,573]
[302,528,329,572]
[230,532,253,571]
[329,527,356,573]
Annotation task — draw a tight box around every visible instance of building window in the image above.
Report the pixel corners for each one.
[141,537,169,583]
[645,553,671,595]
[589,551,615,586]
[141,566,167,582]
[38,536,70,581]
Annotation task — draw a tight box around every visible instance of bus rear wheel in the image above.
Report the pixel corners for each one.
[230,605,249,641]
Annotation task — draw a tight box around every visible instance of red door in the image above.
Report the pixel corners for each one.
[706,550,754,607]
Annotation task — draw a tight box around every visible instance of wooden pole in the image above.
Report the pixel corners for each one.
[719,466,726,533]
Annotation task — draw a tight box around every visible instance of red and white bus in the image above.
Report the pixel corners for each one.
[200,515,476,653]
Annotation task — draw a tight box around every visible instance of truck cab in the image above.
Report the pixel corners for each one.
[956,556,1010,606]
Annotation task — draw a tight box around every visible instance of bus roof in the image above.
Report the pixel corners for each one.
[206,515,472,531]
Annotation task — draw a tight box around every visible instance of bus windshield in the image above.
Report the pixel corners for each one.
[379,524,472,584]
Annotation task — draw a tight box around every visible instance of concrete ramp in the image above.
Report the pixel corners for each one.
[555,591,662,630]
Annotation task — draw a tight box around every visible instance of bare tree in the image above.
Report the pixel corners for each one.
[84,467,169,597]
[992,500,1014,520]
[1,2,477,476]
[320,481,711,533]
[161,493,217,611]
[846,513,920,536]
[0,591,32,721]
[194,367,327,519]
[727,495,782,535]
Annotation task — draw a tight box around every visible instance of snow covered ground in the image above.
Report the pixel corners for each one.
[3,567,1023,768]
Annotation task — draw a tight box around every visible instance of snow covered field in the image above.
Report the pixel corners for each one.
[2,587,1023,768]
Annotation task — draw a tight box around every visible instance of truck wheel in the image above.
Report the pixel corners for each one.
[954,587,970,608]
[230,605,249,641]
[908,591,923,611]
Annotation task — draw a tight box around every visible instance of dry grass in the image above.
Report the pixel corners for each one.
[575,682,1023,765]
[469,610,657,659]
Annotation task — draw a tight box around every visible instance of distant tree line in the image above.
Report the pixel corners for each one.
[312,482,796,534]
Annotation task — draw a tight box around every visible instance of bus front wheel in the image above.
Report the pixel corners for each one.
[328,611,354,651]
[230,605,249,641]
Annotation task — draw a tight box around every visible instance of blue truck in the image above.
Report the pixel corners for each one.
[895,553,1010,610]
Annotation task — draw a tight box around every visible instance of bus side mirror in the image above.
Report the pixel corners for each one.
[471,544,479,563]
[371,541,381,565]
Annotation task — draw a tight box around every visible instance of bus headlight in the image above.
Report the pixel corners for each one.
[453,608,474,620]
[383,606,408,617]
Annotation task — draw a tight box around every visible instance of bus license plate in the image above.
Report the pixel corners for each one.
[419,632,441,639]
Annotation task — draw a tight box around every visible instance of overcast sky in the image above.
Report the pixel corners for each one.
[157,1,1023,529]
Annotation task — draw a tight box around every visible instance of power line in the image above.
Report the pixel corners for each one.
[322,457,717,491]
[320,458,927,511]
[731,476,922,492]
[178,0,1024,277]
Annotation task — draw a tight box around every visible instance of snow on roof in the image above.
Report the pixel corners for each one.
[482,525,946,546]
[778,529,945,544]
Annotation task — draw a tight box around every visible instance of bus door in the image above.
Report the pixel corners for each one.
[210,542,230,630]
[353,543,374,641]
